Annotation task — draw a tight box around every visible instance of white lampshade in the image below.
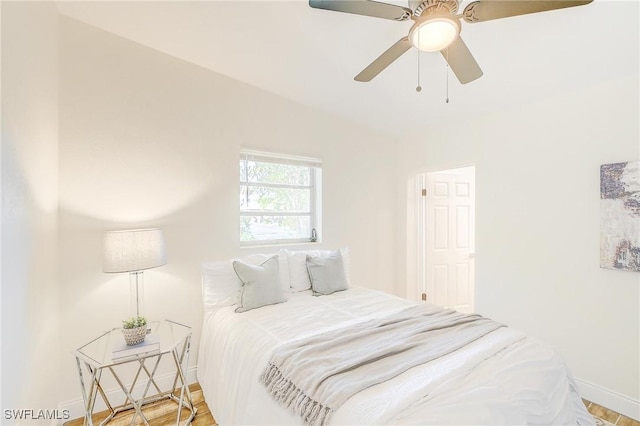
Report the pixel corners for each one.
[103,228,167,273]
[409,16,460,52]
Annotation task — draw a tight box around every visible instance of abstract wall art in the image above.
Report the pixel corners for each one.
[600,161,640,272]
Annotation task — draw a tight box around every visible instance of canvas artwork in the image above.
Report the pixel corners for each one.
[600,161,640,272]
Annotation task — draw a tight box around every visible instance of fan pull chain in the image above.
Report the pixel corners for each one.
[416,41,422,92]
[445,47,450,103]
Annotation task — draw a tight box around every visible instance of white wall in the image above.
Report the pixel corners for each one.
[397,69,640,416]
[56,16,397,407]
[1,1,61,417]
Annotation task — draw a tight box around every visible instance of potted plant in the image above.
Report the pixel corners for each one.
[122,316,148,346]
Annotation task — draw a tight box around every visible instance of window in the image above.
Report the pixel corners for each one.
[240,148,321,246]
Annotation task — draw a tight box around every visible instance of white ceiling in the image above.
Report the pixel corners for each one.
[56,0,639,138]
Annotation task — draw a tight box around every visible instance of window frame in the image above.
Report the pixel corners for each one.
[239,148,322,247]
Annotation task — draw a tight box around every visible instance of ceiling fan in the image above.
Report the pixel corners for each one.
[309,0,593,84]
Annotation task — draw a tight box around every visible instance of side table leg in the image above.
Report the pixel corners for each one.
[171,335,195,425]
[77,358,116,426]
[138,354,163,401]
[108,366,150,426]
[76,357,92,426]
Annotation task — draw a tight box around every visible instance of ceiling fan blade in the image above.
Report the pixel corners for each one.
[309,0,412,21]
[440,37,483,84]
[463,0,593,23]
[355,37,412,82]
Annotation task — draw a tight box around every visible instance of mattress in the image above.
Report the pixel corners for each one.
[197,287,594,425]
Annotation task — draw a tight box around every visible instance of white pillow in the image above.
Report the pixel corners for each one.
[306,251,349,296]
[233,256,285,313]
[285,248,350,292]
[202,253,287,312]
[277,249,290,289]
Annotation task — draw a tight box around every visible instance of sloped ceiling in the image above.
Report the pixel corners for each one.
[56,0,639,138]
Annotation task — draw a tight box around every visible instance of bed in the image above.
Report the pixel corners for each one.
[197,250,594,425]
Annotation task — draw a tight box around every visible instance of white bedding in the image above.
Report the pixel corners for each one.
[197,287,594,425]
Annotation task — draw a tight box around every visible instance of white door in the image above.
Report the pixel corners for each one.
[423,167,475,313]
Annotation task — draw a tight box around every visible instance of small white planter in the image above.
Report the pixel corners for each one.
[122,325,147,346]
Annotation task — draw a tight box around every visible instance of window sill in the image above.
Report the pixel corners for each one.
[240,240,322,250]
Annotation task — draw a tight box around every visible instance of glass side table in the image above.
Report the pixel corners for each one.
[75,320,196,426]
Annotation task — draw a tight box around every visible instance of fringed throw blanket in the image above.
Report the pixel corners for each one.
[261,304,505,426]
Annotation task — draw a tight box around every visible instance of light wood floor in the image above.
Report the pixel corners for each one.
[584,400,640,426]
[64,383,216,426]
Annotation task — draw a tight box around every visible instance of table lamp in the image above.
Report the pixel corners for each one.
[103,228,167,317]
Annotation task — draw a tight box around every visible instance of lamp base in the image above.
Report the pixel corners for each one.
[129,271,145,318]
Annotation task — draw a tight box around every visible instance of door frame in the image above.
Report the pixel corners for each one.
[406,164,476,310]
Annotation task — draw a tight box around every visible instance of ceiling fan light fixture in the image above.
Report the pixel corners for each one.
[409,16,460,52]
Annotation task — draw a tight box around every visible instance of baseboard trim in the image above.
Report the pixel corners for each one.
[576,378,640,421]
[55,366,198,426]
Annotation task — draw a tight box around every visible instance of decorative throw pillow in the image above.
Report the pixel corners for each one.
[286,248,350,292]
[306,251,349,296]
[232,256,285,313]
